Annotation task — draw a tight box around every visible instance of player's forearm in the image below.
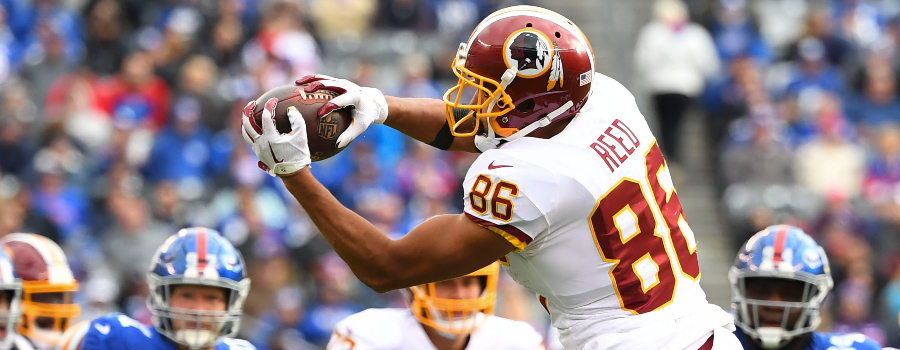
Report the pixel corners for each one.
[279,169,404,291]
[383,96,478,153]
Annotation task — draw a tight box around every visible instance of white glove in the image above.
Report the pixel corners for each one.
[296,75,388,148]
[241,98,311,177]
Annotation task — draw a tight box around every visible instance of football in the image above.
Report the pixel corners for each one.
[252,84,353,162]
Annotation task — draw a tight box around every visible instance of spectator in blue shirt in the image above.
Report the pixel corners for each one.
[785,37,844,97]
[299,253,364,347]
[844,55,900,128]
[30,142,90,241]
[143,96,214,185]
[708,0,773,65]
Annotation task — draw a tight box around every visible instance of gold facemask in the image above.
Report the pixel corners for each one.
[409,262,500,335]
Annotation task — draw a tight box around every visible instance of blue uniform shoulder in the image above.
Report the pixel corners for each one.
[81,314,173,350]
[733,327,751,348]
[733,328,880,350]
[81,313,255,350]
[808,332,881,350]
[216,338,256,350]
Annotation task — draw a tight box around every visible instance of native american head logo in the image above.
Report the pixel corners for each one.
[504,29,552,78]
[504,29,563,90]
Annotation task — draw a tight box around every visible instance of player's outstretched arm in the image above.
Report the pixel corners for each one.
[297,75,479,153]
[382,96,478,153]
[281,168,514,292]
[242,96,509,290]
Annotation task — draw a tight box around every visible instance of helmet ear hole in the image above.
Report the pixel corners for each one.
[516,99,535,113]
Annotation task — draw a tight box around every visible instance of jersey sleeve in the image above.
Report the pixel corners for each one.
[80,314,121,350]
[462,152,552,251]
[81,313,155,350]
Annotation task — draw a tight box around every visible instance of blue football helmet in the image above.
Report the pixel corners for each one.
[147,227,251,349]
[0,249,22,350]
[729,225,833,349]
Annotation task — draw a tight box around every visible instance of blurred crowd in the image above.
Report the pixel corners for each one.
[12,0,900,349]
[636,0,900,347]
[0,0,544,349]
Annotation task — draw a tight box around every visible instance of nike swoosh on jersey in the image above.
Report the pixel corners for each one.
[94,324,110,335]
[488,161,513,170]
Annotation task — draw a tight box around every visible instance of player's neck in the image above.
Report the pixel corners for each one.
[421,325,469,350]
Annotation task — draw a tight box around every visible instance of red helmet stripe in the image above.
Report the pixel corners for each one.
[196,228,208,274]
[772,226,789,264]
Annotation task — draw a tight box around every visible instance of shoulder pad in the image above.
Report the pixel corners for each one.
[11,334,35,350]
[463,152,553,251]
[328,309,410,350]
[59,320,91,350]
[474,316,543,348]
[219,338,257,350]
[82,313,157,350]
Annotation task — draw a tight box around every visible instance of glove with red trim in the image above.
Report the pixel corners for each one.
[296,74,388,148]
[241,97,311,176]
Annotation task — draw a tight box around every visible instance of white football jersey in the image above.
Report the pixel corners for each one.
[326,308,543,350]
[11,333,36,350]
[461,73,735,350]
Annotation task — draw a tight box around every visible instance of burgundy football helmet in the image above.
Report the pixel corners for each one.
[443,6,595,149]
[2,233,79,349]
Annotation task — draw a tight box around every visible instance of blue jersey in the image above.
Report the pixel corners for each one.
[80,313,255,350]
[734,327,880,350]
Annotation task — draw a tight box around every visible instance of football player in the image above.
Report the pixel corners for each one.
[326,262,543,350]
[241,5,740,349]
[58,228,255,350]
[730,225,880,350]
[1,234,79,350]
[0,248,34,350]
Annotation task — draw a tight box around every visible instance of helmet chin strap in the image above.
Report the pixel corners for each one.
[477,68,516,151]
[475,100,574,152]
[483,67,518,124]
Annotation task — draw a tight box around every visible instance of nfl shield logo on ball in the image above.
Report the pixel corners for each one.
[318,113,339,140]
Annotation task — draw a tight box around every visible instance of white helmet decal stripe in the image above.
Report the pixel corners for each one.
[3,233,74,283]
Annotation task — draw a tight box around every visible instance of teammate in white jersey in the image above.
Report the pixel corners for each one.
[0,248,35,350]
[326,262,543,350]
[240,5,739,350]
